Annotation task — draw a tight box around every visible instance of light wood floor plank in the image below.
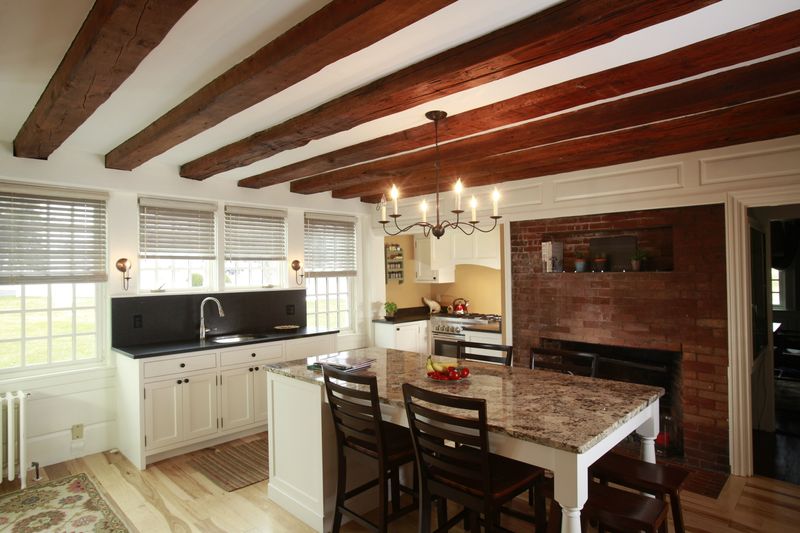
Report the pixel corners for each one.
[3,440,800,533]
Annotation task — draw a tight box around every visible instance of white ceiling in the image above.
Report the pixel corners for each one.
[1,0,798,189]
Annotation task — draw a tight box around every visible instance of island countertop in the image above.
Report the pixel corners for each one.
[266,347,662,454]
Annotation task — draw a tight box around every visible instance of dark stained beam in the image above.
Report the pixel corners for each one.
[104,0,455,171]
[316,52,800,198]
[352,93,800,203]
[242,9,800,191]
[13,0,196,160]
[182,0,718,180]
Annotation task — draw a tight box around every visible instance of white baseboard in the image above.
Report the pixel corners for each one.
[26,421,116,469]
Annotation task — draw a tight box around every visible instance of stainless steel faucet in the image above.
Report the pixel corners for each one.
[200,297,225,339]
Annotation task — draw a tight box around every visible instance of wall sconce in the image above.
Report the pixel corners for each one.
[115,258,132,291]
[291,260,304,286]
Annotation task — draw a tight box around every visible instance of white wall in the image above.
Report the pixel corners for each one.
[3,134,800,470]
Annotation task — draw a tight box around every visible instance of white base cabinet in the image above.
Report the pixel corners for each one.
[374,320,429,354]
[115,333,336,469]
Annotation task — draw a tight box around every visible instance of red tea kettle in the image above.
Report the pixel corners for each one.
[452,298,469,315]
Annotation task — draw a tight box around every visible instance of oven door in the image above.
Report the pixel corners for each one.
[432,335,462,357]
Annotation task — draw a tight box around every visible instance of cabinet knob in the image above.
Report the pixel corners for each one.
[249,367,254,372]
[396,328,400,331]
[177,379,182,384]
[180,363,186,368]
[183,378,189,383]
[251,353,256,357]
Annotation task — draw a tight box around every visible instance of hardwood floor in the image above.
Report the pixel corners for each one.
[3,438,800,532]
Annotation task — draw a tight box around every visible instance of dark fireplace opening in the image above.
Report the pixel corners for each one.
[541,338,683,457]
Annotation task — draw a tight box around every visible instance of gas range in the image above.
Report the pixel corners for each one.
[430,313,501,337]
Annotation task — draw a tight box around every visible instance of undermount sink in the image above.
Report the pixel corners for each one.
[208,334,262,344]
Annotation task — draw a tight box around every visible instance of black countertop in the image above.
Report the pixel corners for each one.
[372,314,431,324]
[112,327,339,359]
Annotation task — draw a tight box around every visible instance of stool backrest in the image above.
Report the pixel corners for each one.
[456,340,513,366]
[530,347,598,377]
[402,383,491,504]
[322,365,386,457]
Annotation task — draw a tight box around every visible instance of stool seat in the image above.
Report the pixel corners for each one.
[543,477,669,533]
[347,421,416,464]
[590,452,689,533]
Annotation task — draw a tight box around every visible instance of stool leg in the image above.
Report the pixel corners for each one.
[391,467,400,514]
[436,497,447,529]
[670,491,685,533]
[470,510,481,533]
[419,489,432,533]
[378,468,388,533]
[332,454,346,533]
[534,485,546,533]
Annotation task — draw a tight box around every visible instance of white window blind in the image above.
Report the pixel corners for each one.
[224,205,287,261]
[304,213,357,277]
[0,184,108,284]
[139,197,216,260]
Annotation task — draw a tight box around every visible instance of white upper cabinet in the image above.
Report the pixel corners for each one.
[414,233,454,283]
[452,229,501,269]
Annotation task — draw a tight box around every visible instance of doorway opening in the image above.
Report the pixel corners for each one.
[749,205,800,486]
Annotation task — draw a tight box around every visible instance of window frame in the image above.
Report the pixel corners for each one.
[771,267,787,310]
[222,205,288,290]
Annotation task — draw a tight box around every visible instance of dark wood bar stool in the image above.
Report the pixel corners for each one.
[402,382,546,533]
[457,340,513,366]
[542,477,669,533]
[323,366,418,533]
[529,346,598,377]
[590,452,690,533]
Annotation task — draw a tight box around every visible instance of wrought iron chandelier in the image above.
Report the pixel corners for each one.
[378,110,500,239]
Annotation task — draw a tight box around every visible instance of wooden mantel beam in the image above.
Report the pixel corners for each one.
[182,0,717,181]
[104,0,455,171]
[353,93,800,203]
[277,10,800,194]
[314,52,800,198]
[13,0,196,160]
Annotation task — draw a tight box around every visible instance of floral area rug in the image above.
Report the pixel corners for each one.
[0,473,128,532]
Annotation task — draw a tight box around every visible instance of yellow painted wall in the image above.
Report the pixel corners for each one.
[434,264,502,314]
[384,235,434,308]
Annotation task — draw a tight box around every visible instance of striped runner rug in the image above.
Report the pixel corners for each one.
[189,435,269,492]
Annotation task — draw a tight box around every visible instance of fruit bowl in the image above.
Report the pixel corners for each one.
[427,372,469,382]
[425,356,470,382]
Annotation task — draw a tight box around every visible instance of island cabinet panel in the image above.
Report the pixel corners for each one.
[115,333,337,469]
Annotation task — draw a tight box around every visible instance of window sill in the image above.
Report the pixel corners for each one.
[0,360,113,386]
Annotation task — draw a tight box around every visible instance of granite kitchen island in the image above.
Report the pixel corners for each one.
[265,347,662,533]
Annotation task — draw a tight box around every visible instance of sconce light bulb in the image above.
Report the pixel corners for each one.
[492,188,500,202]
[454,179,463,195]
[390,185,399,200]
[469,196,478,209]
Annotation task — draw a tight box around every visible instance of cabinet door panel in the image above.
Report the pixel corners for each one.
[144,379,182,450]
[253,367,268,424]
[183,372,219,440]
[220,367,253,431]
[395,323,420,353]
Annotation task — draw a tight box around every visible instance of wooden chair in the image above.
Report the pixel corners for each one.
[543,478,669,533]
[457,340,513,366]
[529,346,598,377]
[402,382,546,533]
[590,452,690,533]
[323,365,419,533]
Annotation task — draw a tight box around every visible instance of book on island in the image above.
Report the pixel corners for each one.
[307,356,376,373]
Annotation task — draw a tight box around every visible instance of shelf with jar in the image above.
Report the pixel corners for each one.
[385,243,404,284]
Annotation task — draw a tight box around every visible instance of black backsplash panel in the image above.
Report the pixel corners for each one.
[111,290,306,347]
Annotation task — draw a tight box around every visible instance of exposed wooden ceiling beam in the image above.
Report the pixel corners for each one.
[13,0,196,160]
[354,93,800,203]
[315,52,800,198]
[330,53,800,199]
[242,10,800,191]
[182,0,718,181]
[104,0,454,171]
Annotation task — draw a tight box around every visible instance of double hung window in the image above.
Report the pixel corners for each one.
[0,183,107,372]
[138,197,216,291]
[304,214,357,331]
[224,206,287,288]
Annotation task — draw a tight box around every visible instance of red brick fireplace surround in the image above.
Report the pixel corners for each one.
[510,205,729,472]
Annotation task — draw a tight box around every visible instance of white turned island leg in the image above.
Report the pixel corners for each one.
[636,401,660,464]
[553,450,588,533]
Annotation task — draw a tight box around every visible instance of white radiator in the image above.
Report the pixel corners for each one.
[1,391,27,489]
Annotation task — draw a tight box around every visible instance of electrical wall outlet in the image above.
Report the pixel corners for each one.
[133,314,143,328]
[71,424,84,440]
[286,304,295,315]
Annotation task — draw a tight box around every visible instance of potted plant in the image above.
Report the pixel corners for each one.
[384,301,398,319]
[574,251,587,272]
[592,252,607,272]
[631,250,648,272]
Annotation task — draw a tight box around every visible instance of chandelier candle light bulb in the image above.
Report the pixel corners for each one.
[377,110,501,239]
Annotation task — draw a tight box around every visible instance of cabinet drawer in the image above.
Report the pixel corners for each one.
[143,352,217,379]
[220,343,284,367]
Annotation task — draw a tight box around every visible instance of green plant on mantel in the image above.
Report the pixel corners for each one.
[384,301,398,317]
[631,249,648,261]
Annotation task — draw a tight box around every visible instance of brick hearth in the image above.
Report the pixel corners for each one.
[510,204,728,472]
